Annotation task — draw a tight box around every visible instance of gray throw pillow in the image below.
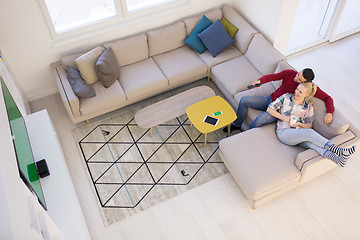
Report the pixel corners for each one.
[66,66,96,98]
[96,47,120,88]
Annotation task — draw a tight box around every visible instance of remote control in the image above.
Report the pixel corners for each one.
[247,83,261,89]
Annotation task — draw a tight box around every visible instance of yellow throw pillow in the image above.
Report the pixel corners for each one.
[75,46,104,84]
[221,17,239,38]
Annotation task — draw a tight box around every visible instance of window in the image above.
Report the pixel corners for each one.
[126,0,174,12]
[286,0,338,52]
[332,0,360,41]
[44,0,117,33]
[39,0,182,36]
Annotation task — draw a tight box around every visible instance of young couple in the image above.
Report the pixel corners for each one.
[226,68,356,167]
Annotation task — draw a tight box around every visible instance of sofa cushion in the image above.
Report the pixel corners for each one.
[152,46,207,86]
[245,34,285,75]
[147,22,186,56]
[211,55,262,97]
[221,17,238,38]
[219,125,301,201]
[96,47,120,88]
[312,98,350,139]
[119,58,168,100]
[184,15,212,54]
[198,45,242,70]
[183,9,222,35]
[75,46,104,84]
[65,66,96,98]
[222,4,258,53]
[197,19,235,57]
[79,80,126,116]
[104,34,148,67]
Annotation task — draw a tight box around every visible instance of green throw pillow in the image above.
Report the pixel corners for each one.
[221,17,238,38]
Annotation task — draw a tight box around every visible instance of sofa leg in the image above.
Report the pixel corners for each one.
[86,120,90,124]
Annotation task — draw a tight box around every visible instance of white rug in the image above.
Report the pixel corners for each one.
[72,91,229,226]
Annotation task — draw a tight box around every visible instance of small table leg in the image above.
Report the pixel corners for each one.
[150,127,153,138]
[204,133,207,148]
[228,124,231,136]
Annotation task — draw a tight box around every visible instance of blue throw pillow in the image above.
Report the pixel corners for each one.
[184,15,212,54]
[197,19,235,57]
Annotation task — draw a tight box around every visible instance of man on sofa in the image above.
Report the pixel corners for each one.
[224,68,335,133]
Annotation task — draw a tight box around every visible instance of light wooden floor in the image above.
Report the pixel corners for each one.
[29,32,360,240]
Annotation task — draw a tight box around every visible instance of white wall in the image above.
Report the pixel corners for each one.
[273,0,299,55]
[0,0,232,101]
[0,85,34,239]
[232,0,284,43]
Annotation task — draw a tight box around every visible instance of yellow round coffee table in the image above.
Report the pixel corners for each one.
[186,96,237,147]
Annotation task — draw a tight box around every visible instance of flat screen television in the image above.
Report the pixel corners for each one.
[1,77,47,210]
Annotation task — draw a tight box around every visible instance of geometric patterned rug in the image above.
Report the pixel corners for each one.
[72,110,228,225]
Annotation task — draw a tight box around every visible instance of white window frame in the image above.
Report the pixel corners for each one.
[37,0,188,46]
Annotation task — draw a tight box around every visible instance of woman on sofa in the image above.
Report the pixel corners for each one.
[267,82,356,167]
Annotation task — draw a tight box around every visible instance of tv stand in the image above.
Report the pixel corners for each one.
[25,110,90,239]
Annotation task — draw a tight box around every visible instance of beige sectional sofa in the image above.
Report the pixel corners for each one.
[51,4,360,208]
[218,60,360,208]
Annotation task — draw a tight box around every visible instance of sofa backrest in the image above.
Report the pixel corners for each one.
[104,33,148,67]
[272,60,296,89]
[61,52,84,70]
[182,9,222,36]
[245,33,285,75]
[222,4,258,54]
[312,98,350,139]
[147,21,187,57]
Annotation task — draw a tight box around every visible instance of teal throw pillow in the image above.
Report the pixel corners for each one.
[184,15,212,54]
[197,19,235,57]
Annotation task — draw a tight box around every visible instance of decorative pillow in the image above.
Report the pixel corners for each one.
[66,66,96,98]
[221,17,238,38]
[197,19,235,57]
[184,15,212,54]
[183,9,222,35]
[96,47,120,88]
[75,46,104,84]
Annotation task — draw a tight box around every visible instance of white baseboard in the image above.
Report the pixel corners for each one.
[27,87,59,102]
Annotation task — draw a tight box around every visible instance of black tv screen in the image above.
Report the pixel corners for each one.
[1,77,47,210]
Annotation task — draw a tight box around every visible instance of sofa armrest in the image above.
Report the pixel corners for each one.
[51,62,81,119]
[296,130,358,183]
